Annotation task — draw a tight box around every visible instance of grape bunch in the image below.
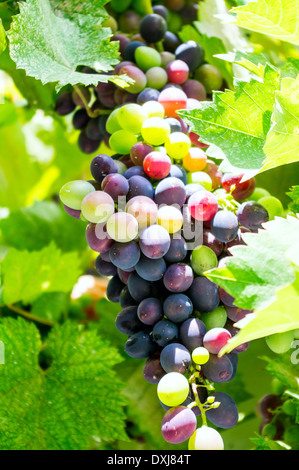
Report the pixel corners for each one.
[59,68,275,448]
[55,1,223,155]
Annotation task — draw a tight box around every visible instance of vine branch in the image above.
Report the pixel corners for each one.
[7,304,55,327]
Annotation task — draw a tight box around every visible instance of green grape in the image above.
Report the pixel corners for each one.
[157,372,189,407]
[187,171,213,191]
[142,100,165,118]
[293,328,299,339]
[189,426,224,451]
[258,196,284,220]
[59,180,95,210]
[111,0,132,13]
[191,245,218,275]
[117,104,148,134]
[201,306,227,331]
[282,399,297,416]
[109,130,138,154]
[250,187,271,202]
[167,11,183,33]
[194,64,223,94]
[106,212,139,243]
[106,108,122,134]
[192,347,210,365]
[145,67,168,90]
[157,205,183,234]
[81,191,115,224]
[160,51,176,68]
[102,16,118,34]
[131,0,146,14]
[135,46,162,72]
[271,377,285,396]
[262,423,276,439]
[115,160,127,175]
[266,331,294,354]
[141,117,171,146]
[165,132,191,160]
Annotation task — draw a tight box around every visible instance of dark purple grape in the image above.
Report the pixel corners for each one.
[72,87,91,108]
[180,4,199,22]
[168,164,188,184]
[118,65,147,94]
[115,306,143,335]
[139,225,171,259]
[211,210,240,243]
[206,392,239,429]
[112,34,131,55]
[137,297,163,325]
[55,91,76,115]
[85,117,103,141]
[152,319,179,347]
[260,395,282,420]
[155,177,186,207]
[125,331,157,358]
[107,275,125,303]
[101,173,129,200]
[153,5,169,20]
[179,318,207,351]
[163,263,193,293]
[165,118,182,134]
[123,166,146,179]
[182,79,207,101]
[128,272,154,302]
[128,175,154,199]
[164,237,187,263]
[63,204,81,220]
[140,14,167,43]
[86,223,114,253]
[72,108,90,130]
[188,277,220,313]
[163,31,181,53]
[143,353,166,384]
[161,406,197,445]
[203,230,224,257]
[135,255,167,282]
[201,354,236,383]
[160,342,191,374]
[225,323,250,353]
[95,256,118,277]
[225,306,252,323]
[183,387,208,416]
[219,288,236,308]
[137,88,160,105]
[163,294,193,323]
[130,142,154,166]
[117,268,134,285]
[100,250,111,262]
[119,10,141,33]
[78,131,101,154]
[237,201,269,230]
[175,41,204,71]
[90,154,119,183]
[123,41,145,62]
[109,241,140,271]
[119,285,138,308]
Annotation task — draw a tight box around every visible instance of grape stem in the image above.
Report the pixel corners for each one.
[189,373,208,426]
[73,85,111,119]
[7,304,55,327]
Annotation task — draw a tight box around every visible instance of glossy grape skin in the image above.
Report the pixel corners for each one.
[168,164,188,184]
[175,41,205,71]
[55,91,76,116]
[155,177,186,208]
[191,245,218,276]
[59,180,95,211]
[189,426,224,451]
[139,224,171,259]
[203,328,232,355]
[165,132,191,160]
[137,297,163,326]
[160,343,191,375]
[142,118,171,146]
[163,294,193,323]
[143,353,166,384]
[120,285,138,308]
[137,88,160,105]
[117,103,148,134]
[86,223,114,253]
[90,155,119,184]
[101,173,129,201]
[115,306,143,335]
[183,80,207,102]
[125,331,157,359]
[158,87,188,118]
[139,14,167,43]
[164,237,188,263]
[146,67,168,90]
[188,190,218,222]
[72,109,90,130]
[266,331,294,354]
[78,130,101,153]
[135,46,162,71]
[205,392,239,429]
[237,201,269,230]
[163,263,194,293]
[222,173,256,202]
[219,288,236,308]
[211,210,240,243]
[127,175,154,200]
[130,142,154,166]
[179,318,207,351]
[201,353,237,383]
[166,60,189,85]
[225,323,250,353]
[143,151,172,179]
[109,241,140,271]
[135,255,167,282]
[94,256,118,277]
[152,319,179,347]
[123,166,146,179]
[118,64,147,94]
[225,306,252,323]
[117,268,133,285]
[188,277,220,313]
[109,130,138,155]
[127,272,154,302]
[163,31,181,53]
[126,195,158,229]
[106,275,125,303]
[158,372,190,407]
[203,230,224,257]
[123,41,145,61]
[162,406,197,445]
[201,306,228,331]
[63,204,81,220]
[81,191,115,224]
[153,5,169,20]
[192,347,210,366]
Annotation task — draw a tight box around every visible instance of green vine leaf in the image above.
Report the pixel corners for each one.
[0,317,127,450]
[7,0,129,91]
[287,186,299,213]
[231,0,299,46]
